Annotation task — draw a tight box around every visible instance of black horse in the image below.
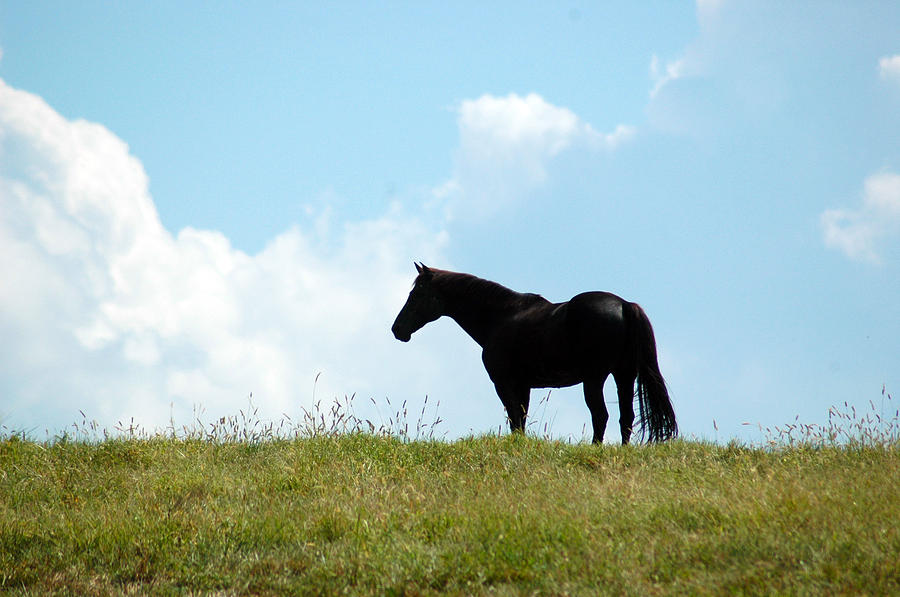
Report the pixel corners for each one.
[391,263,676,444]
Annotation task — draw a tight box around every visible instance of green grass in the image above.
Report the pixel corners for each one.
[1,394,899,595]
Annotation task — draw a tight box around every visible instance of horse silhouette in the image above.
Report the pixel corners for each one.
[392,263,676,444]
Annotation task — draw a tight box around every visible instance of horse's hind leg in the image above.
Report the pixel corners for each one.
[613,370,636,445]
[494,382,530,434]
[583,376,609,444]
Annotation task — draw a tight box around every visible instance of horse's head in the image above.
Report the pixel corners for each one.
[391,262,445,342]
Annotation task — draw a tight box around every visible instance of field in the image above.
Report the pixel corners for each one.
[1,398,899,596]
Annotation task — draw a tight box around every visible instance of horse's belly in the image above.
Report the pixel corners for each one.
[530,371,582,389]
[522,350,584,388]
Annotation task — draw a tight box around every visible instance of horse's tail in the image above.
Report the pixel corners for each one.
[624,302,677,442]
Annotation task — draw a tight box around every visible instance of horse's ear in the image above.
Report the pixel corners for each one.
[414,262,423,274]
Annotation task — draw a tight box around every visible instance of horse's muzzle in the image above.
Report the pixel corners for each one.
[391,324,411,342]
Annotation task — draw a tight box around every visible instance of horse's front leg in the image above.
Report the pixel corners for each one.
[583,376,610,444]
[493,382,530,434]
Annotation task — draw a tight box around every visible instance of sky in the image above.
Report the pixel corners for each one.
[1,1,898,443]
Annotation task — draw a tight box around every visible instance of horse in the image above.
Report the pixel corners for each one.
[391,263,676,444]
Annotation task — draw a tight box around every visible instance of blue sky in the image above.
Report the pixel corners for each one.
[1,1,898,442]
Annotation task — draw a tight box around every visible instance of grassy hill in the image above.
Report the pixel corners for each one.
[2,401,899,595]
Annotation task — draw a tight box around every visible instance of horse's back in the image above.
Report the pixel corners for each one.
[567,291,627,325]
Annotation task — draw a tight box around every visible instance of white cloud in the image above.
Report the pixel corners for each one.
[0,78,452,434]
[437,93,633,219]
[1,79,634,440]
[649,54,687,98]
[457,93,621,158]
[821,172,900,263]
[879,54,900,82]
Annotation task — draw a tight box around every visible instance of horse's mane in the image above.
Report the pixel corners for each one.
[430,270,547,310]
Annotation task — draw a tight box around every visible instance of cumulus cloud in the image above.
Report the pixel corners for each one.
[0,79,640,438]
[821,172,900,263]
[879,54,900,82]
[436,93,633,219]
[0,78,451,434]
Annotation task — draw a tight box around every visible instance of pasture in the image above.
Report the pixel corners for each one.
[1,400,899,595]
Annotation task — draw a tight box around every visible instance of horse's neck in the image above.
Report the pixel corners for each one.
[446,306,495,347]
[436,274,521,347]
